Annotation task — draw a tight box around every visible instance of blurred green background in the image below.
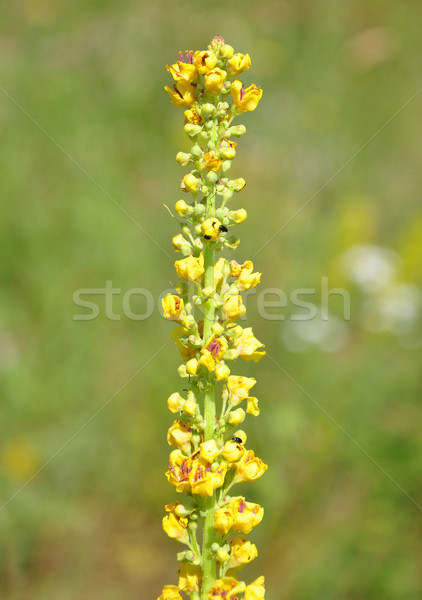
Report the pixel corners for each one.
[1,0,422,598]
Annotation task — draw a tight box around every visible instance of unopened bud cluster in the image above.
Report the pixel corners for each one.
[159,36,267,600]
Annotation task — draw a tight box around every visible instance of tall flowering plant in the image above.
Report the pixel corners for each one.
[159,36,267,600]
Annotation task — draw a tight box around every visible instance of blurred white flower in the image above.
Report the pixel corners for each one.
[340,244,399,292]
[361,283,422,334]
[281,308,349,353]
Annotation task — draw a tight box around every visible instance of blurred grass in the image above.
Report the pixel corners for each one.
[1,0,422,598]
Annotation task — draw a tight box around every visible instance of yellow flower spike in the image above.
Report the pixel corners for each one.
[222,440,245,463]
[244,576,266,600]
[162,293,185,321]
[165,80,197,108]
[229,535,258,569]
[166,61,198,82]
[162,504,189,544]
[236,261,262,290]
[157,584,183,600]
[186,358,199,375]
[223,294,246,320]
[208,577,246,599]
[167,392,185,413]
[232,327,266,361]
[203,153,223,172]
[227,375,256,406]
[199,439,220,463]
[178,563,202,593]
[201,217,222,240]
[174,254,204,282]
[231,80,263,112]
[228,408,246,426]
[234,449,268,483]
[194,50,218,74]
[184,107,203,124]
[167,420,192,448]
[215,363,231,381]
[246,397,260,416]
[189,456,228,496]
[181,173,200,193]
[204,67,227,94]
[228,53,251,74]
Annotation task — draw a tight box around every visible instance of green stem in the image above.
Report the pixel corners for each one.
[201,496,216,599]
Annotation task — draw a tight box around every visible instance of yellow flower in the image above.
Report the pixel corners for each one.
[171,326,196,361]
[244,576,265,600]
[215,362,231,381]
[246,397,260,416]
[221,44,234,59]
[172,233,186,252]
[189,455,228,496]
[208,577,246,599]
[236,261,261,290]
[229,535,258,569]
[167,392,185,413]
[204,67,227,94]
[175,254,204,282]
[231,80,262,112]
[167,420,192,448]
[166,61,198,82]
[175,199,191,216]
[228,53,251,74]
[230,497,264,534]
[234,449,268,483]
[162,503,189,544]
[201,217,222,240]
[199,336,228,371]
[203,152,223,172]
[194,50,218,74]
[181,173,200,193]
[184,107,203,124]
[229,260,242,278]
[162,294,185,321]
[178,563,202,593]
[213,507,234,535]
[199,439,220,463]
[165,80,197,108]
[222,440,245,463]
[165,449,191,493]
[232,327,265,361]
[183,398,198,415]
[227,375,256,406]
[223,294,246,320]
[157,584,182,600]
[228,408,245,426]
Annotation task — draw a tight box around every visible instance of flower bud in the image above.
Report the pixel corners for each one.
[175,199,192,216]
[233,178,246,191]
[177,364,188,378]
[212,322,224,336]
[215,363,230,381]
[217,548,230,562]
[228,408,246,426]
[228,208,247,224]
[200,439,220,463]
[215,207,228,220]
[221,44,234,58]
[193,204,205,216]
[204,68,227,94]
[228,53,251,74]
[167,392,185,413]
[199,130,209,141]
[186,358,199,375]
[202,286,215,299]
[176,152,191,166]
[181,174,200,193]
[184,399,198,416]
[222,160,232,173]
[224,236,240,250]
[226,124,246,137]
[172,233,191,253]
[184,123,202,137]
[234,430,247,444]
[191,144,202,157]
[220,146,236,161]
[201,103,216,118]
[206,171,219,184]
[222,189,234,203]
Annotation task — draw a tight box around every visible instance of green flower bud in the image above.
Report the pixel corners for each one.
[201,103,216,118]
[215,207,228,220]
[222,160,232,173]
[226,124,246,137]
[176,152,191,166]
[193,204,205,216]
[222,189,233,202]
[178,364,188,377]
[184,123,202,137]
[204,121,214,131]
[206,171,218,184]
[218,121,229,136]
[191,144,203,157]
[199,130,209,141]
[233,178,246,191]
